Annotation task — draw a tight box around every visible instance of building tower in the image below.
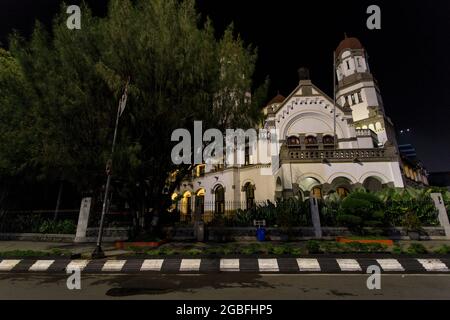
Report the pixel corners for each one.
[335,35,397,147]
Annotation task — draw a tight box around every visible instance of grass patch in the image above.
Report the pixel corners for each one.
[0,249,72,258]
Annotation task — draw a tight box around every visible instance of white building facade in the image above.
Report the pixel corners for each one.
[174,37,405,221]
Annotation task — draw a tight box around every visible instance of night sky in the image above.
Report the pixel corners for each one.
[1,0,449,172]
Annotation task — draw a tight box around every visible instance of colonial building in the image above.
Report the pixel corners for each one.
[174,36,405,220]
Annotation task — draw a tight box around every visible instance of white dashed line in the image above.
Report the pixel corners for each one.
[417,259,449,272]
[29,260,55,272]
[376,259,405,272]
[140,259,164,271]
[102,260,127,272]
[297,258,321,272]
[180,259,201,272]
[220,259,240,272]
[336,259,362,272]
[0,260,21,272]
[258,259,279,272]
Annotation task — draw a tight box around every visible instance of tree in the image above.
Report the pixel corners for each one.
[6,0,267,232]
[0,48,36,212]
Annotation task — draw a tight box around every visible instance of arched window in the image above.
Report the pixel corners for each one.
[305,136,318,149]
[287,136,300,146]
[214,186,225,215]
[195,189,205,217]
[363,177,383,192]
[243,183,255,210]
[323,135,335,148]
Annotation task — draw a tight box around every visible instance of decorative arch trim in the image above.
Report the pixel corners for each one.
[296,173,326,185]
[327,172,358,184]
[359,172,389,184]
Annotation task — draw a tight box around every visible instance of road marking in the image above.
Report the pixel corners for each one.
[29,260,55,272]
[0,260,21,272]
[220,259,240,272]
[297,258,321,272]
[180,259,201,272]
[140,259,164,271]
[336,259,362,272]
[417,259,449,272]
[66,260,89,272]
[102,260,126,272]
[376,259,405,272]
[258,259,279,272]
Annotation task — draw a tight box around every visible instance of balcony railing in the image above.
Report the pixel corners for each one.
[282,147,396,163]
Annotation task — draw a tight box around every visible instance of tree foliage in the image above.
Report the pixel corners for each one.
[2,0,267,220]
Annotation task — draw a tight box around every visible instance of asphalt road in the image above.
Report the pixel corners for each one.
[1,273,450,300]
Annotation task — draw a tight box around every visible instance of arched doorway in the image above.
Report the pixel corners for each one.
[298,177,322,199]
[214,185,225,215]
[330,177,352,198]
[194,188,205,219]
[243,182,256,209]
[181,191,192,221]
[363,176,383,192]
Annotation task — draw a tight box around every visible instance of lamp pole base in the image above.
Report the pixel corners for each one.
[91,245,105,259]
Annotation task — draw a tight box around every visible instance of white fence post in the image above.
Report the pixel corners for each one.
[74,197,92,243]
[431,193,450,239]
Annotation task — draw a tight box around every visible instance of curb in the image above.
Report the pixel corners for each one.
[1,257,449,274]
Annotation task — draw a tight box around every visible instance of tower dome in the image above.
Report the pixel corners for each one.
[335,36,364,56]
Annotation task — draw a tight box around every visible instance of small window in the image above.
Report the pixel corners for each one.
[344,96,349,105]
[305,136,318,145]
[351,94,356,105]
[323,135,335,145]
[287,136,301,146]
[346,60,350,70]
[245,146,250,166]
[357,57,361,67]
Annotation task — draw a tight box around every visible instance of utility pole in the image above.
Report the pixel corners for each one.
[333,51,337,149]
[92,78,130,259]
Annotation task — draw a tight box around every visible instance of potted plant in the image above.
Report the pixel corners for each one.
[403,211,422,240]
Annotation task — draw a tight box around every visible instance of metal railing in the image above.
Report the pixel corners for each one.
[178,200,268,224]
[284,147,393,162]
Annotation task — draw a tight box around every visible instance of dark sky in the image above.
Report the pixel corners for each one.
[1,0,450,172]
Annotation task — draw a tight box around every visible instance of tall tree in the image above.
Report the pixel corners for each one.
[7,0,267,230]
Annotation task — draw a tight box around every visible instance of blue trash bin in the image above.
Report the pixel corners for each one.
[256,227,266,241]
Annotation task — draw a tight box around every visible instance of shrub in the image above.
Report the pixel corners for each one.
[185,248,203,256]
[337,191,385,233]
[392,245,404,255]
[271,246,288,255]
[434,245,450,255]
[407,243,428,255]
[306,240,321,253]
[38,219,76,234]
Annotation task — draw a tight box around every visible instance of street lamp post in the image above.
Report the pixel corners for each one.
[92,79,129,259]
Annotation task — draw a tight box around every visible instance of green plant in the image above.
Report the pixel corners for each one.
[185,248,203,256]
[271,246,288,255]
[407,243,428,255]
[337,191,385,234]
[434,245,450,255]
[38,219,76,234]
[306,240,322,253]
[158,247,177,256]
[146,249,161,256]
[392,245,404,255]
[402,212,422,232]
[291,247,305,255]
